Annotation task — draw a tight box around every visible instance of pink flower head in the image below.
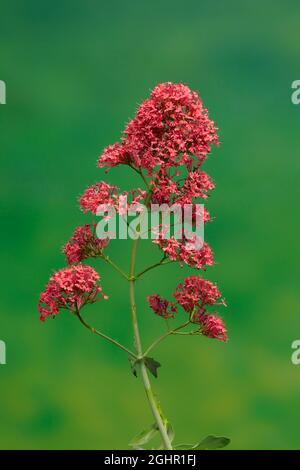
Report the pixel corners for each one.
[190,205,211,225]
[173,275,224,313]
[63,224,109,264]
[154,236,214,270]
[119,188,147,215]
[97,82,219,175]
[150,173,215,210]
[196,313,227,342]
[151,176,180,205]
[182,171,215,200]
[147,294,177,319]
[38,264,106,321]
[79,181,146,217]
[180,240,214,269]
[98,143,130,170]
[79,181,118,214]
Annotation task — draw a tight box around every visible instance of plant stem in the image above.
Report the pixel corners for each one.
[136,258,174,279]
[144,321,190,357]
[138,168,150,190]
[129,238,173,450]
[128,164,150,191]
[75,310,137,359]
[101,254,129,280]
[173,329,200,336]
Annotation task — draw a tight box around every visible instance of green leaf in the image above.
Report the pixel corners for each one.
[174,443,196,450]
[129,423,159,449]
[129,357,138,377]
[166,421,175,443]
[175,435,230,450]
[195,435,230,450]
[144,357,161,378]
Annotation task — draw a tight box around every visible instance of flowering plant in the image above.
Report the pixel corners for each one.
[38,83,230,450]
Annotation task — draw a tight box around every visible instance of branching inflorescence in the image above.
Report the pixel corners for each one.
[38,83,230,450]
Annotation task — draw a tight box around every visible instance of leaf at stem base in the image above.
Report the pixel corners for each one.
[144,357,161,378]
[129,423,159,449]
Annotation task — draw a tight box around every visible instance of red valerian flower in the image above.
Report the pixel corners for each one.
[182,171,215,200]
[63,223,109,264]
[97,82,219,175]
[79,181,118,214]
[180,239,214,269]
[118,188,147,215]
[147,275,227,341]
[150,172,214,206]
[38,264,106,321]
[147,294,177,319]
[173,275,225,313]
[195,313,227,342]
[151,176,180,205]
[79,181,146,216]
[190,205,211,225]
[154,237,214,270]
[100,143,131,170]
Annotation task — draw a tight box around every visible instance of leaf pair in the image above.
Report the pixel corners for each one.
[129,423,158,450]
[130,421,230,451]
[129,356,161,378]
[129,420,174,450]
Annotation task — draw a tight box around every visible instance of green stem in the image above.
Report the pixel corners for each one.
[144,321,190,357]
[129,238,173,450]
[128,164,150,191]
[136,258,174,279]
[101,254,129,280]
[138,168,150,190]
[173,330,199,335]
[75,310,137,359]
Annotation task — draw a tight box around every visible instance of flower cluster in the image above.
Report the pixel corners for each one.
[146,294,177,319]
[174,276,225,313]
[96,82,219,273]
[147,275,227,341]
[38,264,106,321]
[196,313,227,342]
[79,181,118,214]
[154,238,214,270]
[79,181,146,216]
[97,82,219,175]
[151,171,215,206]
[182,172,215,200]
[63,223,109,265]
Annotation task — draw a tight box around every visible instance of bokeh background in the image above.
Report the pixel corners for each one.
[1,0,300,450]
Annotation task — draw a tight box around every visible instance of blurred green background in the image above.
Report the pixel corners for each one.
[1,0,300,450]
